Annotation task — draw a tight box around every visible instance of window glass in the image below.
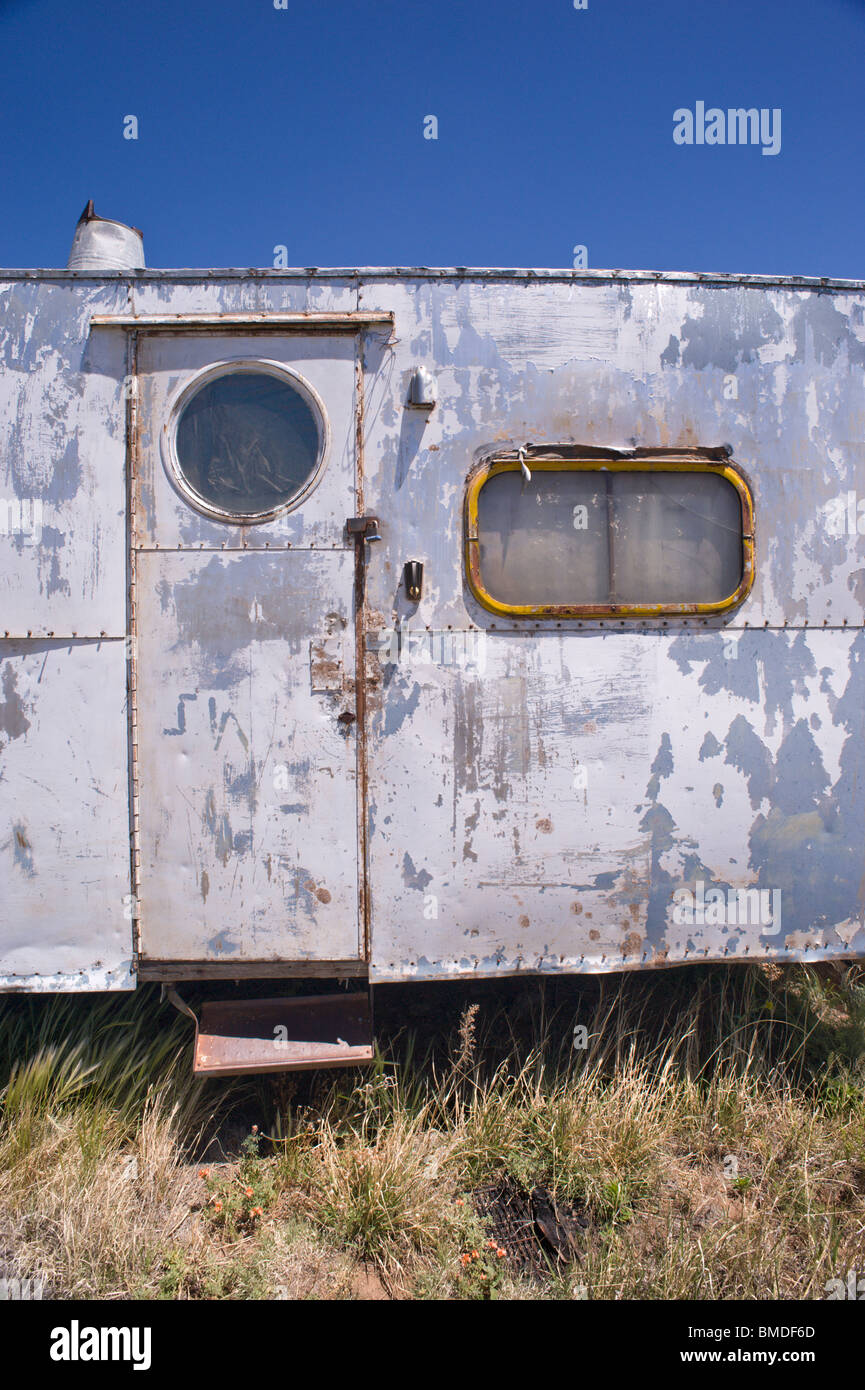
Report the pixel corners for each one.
[609,471,743,604]
[175,370,321,517]
[474,467,745,609]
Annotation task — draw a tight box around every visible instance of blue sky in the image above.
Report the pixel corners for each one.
[1,0,863,276]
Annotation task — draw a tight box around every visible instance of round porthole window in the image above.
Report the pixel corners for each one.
[165,362,329,522]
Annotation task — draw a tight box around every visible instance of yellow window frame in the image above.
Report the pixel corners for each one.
[464,452,755,619]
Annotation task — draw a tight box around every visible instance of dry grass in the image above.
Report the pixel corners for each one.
[1,963,864,1299]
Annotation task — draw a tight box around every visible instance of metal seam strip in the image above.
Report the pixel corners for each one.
[126,330,142,967]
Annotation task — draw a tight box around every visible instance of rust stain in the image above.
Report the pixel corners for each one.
[303,877,332,905]
[353,352,373,966]
[309,641,343,689]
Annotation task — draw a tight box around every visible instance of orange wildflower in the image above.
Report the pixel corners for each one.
[245,1186,255,1198]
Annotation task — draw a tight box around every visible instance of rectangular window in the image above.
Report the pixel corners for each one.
[465,453,754,618]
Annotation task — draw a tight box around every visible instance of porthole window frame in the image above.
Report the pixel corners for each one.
[161,358,331,525]
[464,449,755,619]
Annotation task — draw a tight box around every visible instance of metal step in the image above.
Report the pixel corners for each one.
[192,992,374,1077]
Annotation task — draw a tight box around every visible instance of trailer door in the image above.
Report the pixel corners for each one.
[132,333,363,967]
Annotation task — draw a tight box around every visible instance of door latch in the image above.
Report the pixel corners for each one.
[347,516,381,542]
[404,560,423,602]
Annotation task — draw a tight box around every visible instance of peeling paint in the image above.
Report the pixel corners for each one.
[2,270,865,992]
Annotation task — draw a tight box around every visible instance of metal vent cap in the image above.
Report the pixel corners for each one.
[66,200,145,271]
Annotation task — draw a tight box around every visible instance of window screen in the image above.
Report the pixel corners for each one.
[468,464,749,614]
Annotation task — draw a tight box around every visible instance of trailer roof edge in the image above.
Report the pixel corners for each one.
[0,266,863,291]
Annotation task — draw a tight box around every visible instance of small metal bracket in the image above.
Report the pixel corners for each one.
[161,985,200,1051]
[408,366,437,409]
[404,560,423,602]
